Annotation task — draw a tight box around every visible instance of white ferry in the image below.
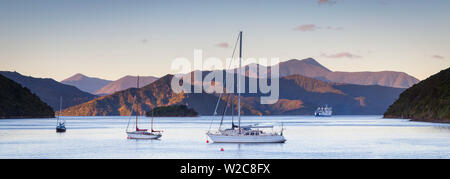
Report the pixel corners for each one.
[314,105,332,117]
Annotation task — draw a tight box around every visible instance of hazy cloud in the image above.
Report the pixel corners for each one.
[294,24,342,32]
[294,24,319,32]
[322,52,362,59]
[318,0,336,5]
[432,55,445,60]
[216,42,229,48]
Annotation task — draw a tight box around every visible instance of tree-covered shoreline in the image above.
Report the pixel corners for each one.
[384,67,450,122]
[0,74,54,119]
[146,105,198,117]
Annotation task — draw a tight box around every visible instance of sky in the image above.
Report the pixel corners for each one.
[0,0,449,81]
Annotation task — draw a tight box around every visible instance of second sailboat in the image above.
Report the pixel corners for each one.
[126,76,162,139]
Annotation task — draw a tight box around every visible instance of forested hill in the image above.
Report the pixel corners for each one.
[384,67,450,122]
[0,74,54,118]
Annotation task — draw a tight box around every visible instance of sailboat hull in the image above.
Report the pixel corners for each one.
[207,134,286,143]
[127,132,161,139]
[56,124,66,132]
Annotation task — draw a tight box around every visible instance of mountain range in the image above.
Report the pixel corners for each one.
[94,75,159,95]
[0,71,97,110]
[61,73,112,94]
[62,72,405,116]
[61,74,158,96]
[242,58,419,88]
[0,74,54,118]
[0,58,418,114]
[59,58,418,98]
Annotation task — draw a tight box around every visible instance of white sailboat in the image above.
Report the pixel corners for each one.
[126,76,162,139]
[56,96,66,132]
[206,31,286,143]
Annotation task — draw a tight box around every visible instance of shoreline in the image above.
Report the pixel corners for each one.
[384,115,450,124]
[0,116,55,119]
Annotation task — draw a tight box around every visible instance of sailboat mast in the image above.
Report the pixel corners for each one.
[231,97,234,128]
[59,96,62,116]
[59,96,63,122]
[136,76,139,130]
[57,96,62,124]
[238,31,242,133]
[151,106,154,131]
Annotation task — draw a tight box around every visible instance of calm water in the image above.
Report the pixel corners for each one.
[0,115,449,159]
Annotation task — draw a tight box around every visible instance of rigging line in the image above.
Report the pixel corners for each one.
[231,96,234,126]
[217,33,242,130]
[136,76,139,130]
[151,104,154,131]
[56,96,61,125]
[59,96,64,124]
[126,96,136,132]
[219,93,233,130]
[208,33,240,132]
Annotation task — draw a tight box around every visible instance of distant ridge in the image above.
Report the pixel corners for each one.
[0,71,97,110]
[276,58,332,78]
[0,74,54,118]
[322,71,419,89]
[61,73,111,94]
[241,58,419,88]
[94,75,158,95]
